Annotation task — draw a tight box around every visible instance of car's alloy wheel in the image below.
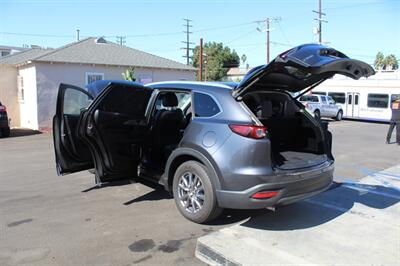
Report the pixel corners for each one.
[172,160,222,223]
[177,172,204,213]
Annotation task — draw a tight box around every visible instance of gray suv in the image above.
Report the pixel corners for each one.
[53,44,374,223]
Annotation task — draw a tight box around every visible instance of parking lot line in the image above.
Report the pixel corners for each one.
[196,164,400,266]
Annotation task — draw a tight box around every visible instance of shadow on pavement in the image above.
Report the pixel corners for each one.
[81,179,136,192]
[9,128,42,138]
[239,182,399,231]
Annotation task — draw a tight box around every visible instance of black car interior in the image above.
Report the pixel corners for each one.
[86,84,152,180]
[243,91,327,169]
[148,92,186,163]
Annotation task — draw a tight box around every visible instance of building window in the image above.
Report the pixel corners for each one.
[328,92,346,104]
[17,75,24,102]
[1,51,10,57]
[85,72,104,84]
[367,94,389,108]
[312,91,326,96]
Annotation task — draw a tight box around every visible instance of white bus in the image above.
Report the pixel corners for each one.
[310,71,400,122]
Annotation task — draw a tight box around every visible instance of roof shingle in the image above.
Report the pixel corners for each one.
[0,37,196,71]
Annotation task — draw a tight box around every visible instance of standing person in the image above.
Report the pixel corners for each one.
[386,97,400,145]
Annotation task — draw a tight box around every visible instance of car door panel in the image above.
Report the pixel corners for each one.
[53,84,94,175]
[79,82,153,182]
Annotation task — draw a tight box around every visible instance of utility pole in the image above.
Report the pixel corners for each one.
[116,36,126,46]
[313,0,327,44]
[256,17,281,64]
[182,18,194,65]
[199,38,203,81]
[76,29,80,41]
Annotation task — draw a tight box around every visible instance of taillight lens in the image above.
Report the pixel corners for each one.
[251,191,278,199]
[229,124,267,139]
[0,105,6,111]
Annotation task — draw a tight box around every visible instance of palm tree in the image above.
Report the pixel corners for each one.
[122,67,136,81]
[383,54,398,70]
[374,52,384,70]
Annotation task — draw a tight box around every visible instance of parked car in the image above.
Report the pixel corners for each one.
[53,44,374,223]
[0,101,10,137]
[299,94,343,120]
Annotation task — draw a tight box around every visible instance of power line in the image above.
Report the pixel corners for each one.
[255,17,281,64]
[181,18,194,65]
[313,0,328,44]
[116,36,126,45]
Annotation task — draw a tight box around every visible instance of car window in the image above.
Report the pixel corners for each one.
[368,94,389,108]
[63,88,93,115]
[312,91,326,96]
[193,92,220,118]
[155,91,190,111]
[321,96,327,104]
[328,92,345,104]
[98,85,152,116]
[327,96,335,104]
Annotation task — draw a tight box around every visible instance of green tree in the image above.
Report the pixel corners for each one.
[383,54,398,70]
[122,67,136,81]
[374,52,384,70]
[192,42,240,81]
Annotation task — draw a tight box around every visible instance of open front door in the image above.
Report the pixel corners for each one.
[79,82,153,182]
[53,83,94,175]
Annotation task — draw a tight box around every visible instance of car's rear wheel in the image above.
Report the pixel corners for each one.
[335,110,343,121]
[314,109,321,120]
[1,127,10,137]
[172,160,222,223]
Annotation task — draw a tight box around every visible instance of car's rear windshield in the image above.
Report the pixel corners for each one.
[299,95,319,102]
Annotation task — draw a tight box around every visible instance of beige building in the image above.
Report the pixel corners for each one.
[0,37,196,130]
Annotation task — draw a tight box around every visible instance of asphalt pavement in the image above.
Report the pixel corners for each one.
[0,120,398,265]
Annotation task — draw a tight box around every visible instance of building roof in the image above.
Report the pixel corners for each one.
[226,67,251,76]
[0,37,195,71]
[0,45,28,51]
[0,48,53,65]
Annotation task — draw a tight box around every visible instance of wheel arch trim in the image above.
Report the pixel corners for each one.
[162,147,222,192]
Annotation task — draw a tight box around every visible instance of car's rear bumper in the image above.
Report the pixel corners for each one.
[216,161,334,209]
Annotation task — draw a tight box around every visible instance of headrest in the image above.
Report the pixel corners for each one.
[162,93,178,107]
[284,101,297,116]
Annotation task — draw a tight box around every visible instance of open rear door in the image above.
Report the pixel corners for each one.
[233,44,375,98]
[53,83,94,175]
[79,81,153,182]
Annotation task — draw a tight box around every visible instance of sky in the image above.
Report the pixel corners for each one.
[0,0,399,67]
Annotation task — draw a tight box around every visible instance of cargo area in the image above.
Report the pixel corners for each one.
[242,91,328,169]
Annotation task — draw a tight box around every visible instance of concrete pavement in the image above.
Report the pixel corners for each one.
[196,164,400,265]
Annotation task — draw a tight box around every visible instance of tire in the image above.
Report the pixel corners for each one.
[314,109,321,120]
[335,110,343,121]
[1,127,10,137]
[172,160,222,223]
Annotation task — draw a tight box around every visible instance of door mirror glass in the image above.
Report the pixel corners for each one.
[63,88,93,115]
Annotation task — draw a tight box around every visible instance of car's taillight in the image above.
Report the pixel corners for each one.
[251,191,279,199]
[0,105,6,111]
[229,124,267,139]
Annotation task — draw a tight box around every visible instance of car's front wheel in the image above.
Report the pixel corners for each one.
[172,160,222,223]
